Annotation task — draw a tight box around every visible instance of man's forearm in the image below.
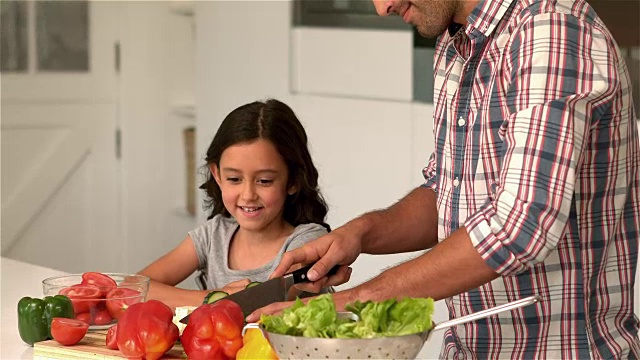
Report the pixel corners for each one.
[351,186,439,254]
[351,226,499,303]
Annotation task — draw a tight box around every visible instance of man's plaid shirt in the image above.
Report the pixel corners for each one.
[422,0,640,357]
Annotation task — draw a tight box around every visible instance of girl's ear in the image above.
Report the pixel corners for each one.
[210,164,222,185]
[287,183,299,196]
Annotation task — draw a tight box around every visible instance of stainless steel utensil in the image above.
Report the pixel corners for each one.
[248,295,540,359]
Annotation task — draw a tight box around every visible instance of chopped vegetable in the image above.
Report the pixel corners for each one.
[260,294,434,339]
[172,306,197,335]
[203,290,229,304]
[105,324,118,350]
[245,281,261,288]
[50,317,89,346]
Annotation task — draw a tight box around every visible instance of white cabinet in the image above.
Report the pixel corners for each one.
[291,28,413,102]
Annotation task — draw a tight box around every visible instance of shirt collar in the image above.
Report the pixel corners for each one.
[447,0,516,38]
[447,22,464,37]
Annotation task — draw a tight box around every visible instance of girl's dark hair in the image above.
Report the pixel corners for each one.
[200,99,330,231]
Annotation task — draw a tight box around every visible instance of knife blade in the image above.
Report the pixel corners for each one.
[180,263,339,323]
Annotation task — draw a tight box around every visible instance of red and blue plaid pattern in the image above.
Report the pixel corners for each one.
[423,0,640,358]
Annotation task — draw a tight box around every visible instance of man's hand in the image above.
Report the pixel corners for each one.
[270,224,364,284]
[245,299,297,322]
[245,289,358,322]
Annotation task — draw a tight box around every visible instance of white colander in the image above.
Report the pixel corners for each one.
[247,296,539,360]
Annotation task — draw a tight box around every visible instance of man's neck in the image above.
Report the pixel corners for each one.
[453,0,481,25]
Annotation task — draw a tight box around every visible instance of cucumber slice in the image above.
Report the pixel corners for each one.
[245,281,261,289]
[203,290,228,304]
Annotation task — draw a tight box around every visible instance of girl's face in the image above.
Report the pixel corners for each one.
[211,139,296,233]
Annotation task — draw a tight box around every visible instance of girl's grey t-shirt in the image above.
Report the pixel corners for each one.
[189,214,328,290]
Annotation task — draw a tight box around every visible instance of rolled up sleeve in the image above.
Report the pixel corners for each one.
[464,13,618,276]
[422,152,438,192]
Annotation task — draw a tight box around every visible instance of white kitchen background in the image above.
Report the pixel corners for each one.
[1,1,638,358]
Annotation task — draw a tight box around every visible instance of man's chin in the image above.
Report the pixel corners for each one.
[414,21,449,39]
[415,26,440,39]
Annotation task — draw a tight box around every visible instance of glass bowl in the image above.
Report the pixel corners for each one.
[42,273,150,330]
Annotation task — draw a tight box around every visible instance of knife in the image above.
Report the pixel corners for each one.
[180,263,339,323]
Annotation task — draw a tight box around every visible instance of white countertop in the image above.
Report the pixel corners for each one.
[1,257,68,360]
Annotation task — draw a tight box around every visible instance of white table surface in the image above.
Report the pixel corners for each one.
[1,257,68,360]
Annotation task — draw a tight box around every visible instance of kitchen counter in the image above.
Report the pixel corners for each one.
[1,257,68,359]
[0,256,447,359]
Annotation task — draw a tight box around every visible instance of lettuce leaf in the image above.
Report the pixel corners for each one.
[261,294,434,339]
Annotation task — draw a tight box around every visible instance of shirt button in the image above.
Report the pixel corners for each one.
[453,177,460,187]
[457,117,466,126]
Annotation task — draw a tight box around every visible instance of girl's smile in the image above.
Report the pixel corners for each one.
[239,206,264,218]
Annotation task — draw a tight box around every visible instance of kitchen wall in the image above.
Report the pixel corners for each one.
[118,2,198,276]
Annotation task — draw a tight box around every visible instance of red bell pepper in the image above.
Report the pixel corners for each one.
[116,300,179,360]
[181,299,244,360]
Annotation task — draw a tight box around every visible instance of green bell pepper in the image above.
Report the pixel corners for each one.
[17,295,75,345]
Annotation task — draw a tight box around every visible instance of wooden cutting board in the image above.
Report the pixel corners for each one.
[33,330,185,359]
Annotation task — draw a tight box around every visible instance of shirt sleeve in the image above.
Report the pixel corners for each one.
[188,219,213,270]
[464,13,620,276]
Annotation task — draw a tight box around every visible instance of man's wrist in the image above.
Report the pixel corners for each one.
[345,214,376,252]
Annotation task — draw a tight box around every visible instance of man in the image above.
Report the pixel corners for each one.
[248,0,640,357]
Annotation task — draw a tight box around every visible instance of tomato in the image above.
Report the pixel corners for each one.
[75,312,92,325]
[59,284,102,314]
[93,307,113,325]
[105,288,142,320]
[50,317,89,346]
[106,324,118,350]
[59,284,101,298]
[81,272,117,297]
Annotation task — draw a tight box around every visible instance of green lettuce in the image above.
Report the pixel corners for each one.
[260,294,434,339]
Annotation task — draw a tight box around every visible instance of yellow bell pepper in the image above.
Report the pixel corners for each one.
[236,328,278,360]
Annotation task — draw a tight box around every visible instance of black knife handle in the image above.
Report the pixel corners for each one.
[290,264,340,283]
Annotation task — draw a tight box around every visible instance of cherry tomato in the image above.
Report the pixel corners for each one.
[93,307,113,325]
[105,288,142,320]
[59,284,102,314]
[81,272,117,297]
[75,312,92,325]
[106,324,119,350]
[51,317,89,346]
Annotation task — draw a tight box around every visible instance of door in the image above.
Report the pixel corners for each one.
[1,1,124,273]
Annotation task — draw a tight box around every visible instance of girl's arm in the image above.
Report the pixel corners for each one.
[138,236,210,309]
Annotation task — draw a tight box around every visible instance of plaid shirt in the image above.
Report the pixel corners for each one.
[423,0,640,358]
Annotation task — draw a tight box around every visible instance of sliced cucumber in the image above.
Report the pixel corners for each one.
[203,290,228,304]
[245,281,261,289]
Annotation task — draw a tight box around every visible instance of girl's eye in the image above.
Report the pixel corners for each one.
[257,179,274,185]
[226,177,241,183]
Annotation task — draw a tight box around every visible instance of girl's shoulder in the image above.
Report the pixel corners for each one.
[193,214,238,236]
[287,223,328,246]
[292,222,328,234]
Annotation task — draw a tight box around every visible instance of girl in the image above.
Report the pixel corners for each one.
[139,99,330,309]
